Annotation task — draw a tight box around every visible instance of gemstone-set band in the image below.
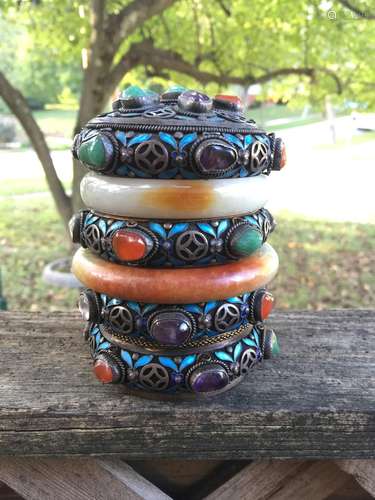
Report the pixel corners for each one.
[79,289,274,345]
[71,85,285,397]
[88,321,278,396]
[70,208,275,267]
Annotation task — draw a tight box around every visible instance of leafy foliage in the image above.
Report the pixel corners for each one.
[1,1,374,108]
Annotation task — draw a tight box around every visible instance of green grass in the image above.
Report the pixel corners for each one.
[247,104,323,129]
[0,178,71,196]
[33,108,77,139]
[0,195,77,311]
[316,131,375,150]
[1,108,77,150]
[0,195,374,312]
[271,211,375,309]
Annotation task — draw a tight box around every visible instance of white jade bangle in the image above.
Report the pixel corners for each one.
[80,172,272,219]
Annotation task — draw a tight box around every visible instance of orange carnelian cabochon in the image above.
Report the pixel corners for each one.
[261,293,274,320]
[112,229,147,261]
[93,358,115,383]
[280,142,287,168]
[215,94,242,106]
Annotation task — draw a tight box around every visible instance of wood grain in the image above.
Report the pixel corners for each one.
[204,460,308,500]
[336,460,375,496]
[0,309,374,459]
[0,458,170,500]
[266,462,349,500]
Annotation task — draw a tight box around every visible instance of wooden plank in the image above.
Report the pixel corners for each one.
[204,460,309,500]
[97,458,171,500]
[327,476,374,500]
[128,459,239,498]
[0,458,171,500]
[264,462,349,500]
[336,460,375,497]
[0,310,374,459]
[0,482,24,500]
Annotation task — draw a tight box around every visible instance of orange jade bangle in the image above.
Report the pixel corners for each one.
[72,243,279,304]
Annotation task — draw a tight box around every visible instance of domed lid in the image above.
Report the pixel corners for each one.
[88,85,262,134]
[73,85,286,179]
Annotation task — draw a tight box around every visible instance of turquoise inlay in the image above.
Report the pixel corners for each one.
[179,355,197,372]
[234,342,242,361]
[184,304,202,314]
[226,296,242,304]
[121,350,133,367]
[159,357,178,371]
[179,132,197,150]
[204,301,218,313]
[128,134,152,147]
[197,222,216,237]
[149,222,167,239]
[243,338,257,348]
[127,301,141,313]
[223,133,243,148]
[244,135,254,147]
[98,219,107,234]
[217,219,230,237]
[134,355,153,368]
[215,351,233,362]
[108,221,126,233]
[168,223,189,238]
[159,132,178,149]
[115,131,127,145]
[142,303,158,314]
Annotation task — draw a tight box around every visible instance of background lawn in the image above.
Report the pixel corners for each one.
[0,194,374,312]
[5,103,326,150]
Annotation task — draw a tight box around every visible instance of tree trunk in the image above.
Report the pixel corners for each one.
[0,71,72,230]
[71,0,116,212]
[71,66,115,211]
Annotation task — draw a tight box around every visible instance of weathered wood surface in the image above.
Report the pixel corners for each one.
[204,460,306,500]
[337,460,375,497]
[0,310,374,459]
[204,460,352,500]
[0,458,170,500]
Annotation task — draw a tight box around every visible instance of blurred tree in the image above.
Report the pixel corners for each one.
[0,0,374,231]
[0,17,81,109]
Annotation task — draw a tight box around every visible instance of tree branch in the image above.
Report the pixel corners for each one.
[109,40,343,94]
[106,0,179,54]
[103,42,144,95]
[318,68,343,94]
[0,72,72,228]
[336,0,375,19]
[126,40,317,85]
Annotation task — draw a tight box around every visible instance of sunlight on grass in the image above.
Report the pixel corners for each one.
[0,178,71,196]
[33,108,77,138]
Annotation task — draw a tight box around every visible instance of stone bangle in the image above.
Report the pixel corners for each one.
[72,244,279,304]
[78,288,275,348]
[80,172,272,219]
[86,321,279,396]
[69,208,276,268]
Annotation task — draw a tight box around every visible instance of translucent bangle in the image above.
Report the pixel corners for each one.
[80,172,272,219]
[72,243,279,304]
